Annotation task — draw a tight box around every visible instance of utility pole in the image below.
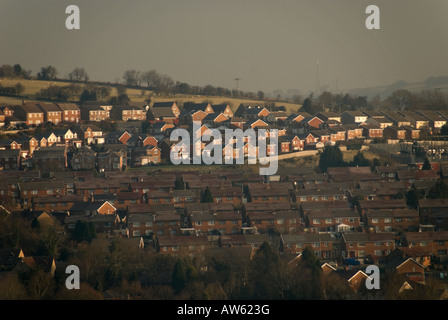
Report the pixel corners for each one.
[234,77,241,93]
[315,59,320,96]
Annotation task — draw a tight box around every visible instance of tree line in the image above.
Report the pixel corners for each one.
[300,87,448,115]
[2,63,448,111]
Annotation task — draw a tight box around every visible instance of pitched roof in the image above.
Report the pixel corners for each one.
[149,106,176,118]
[152,101,177,108]
[56,103,80,111]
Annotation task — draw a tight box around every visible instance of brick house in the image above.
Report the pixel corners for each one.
[213,212,243,235]
[305,116,324,129]
[65,214,118,234]
[97,149,126,172]
[152,101,180,118]
[383,125,406,140]
[327,126,347,142]
[111,105,146,121]
[15,136,39,155]
[404,231,448,257]
[0,105,14,118]
[32,194,84,212]
[37,103,62,124]
[188,210,238,235]
[363,209,420,232]
[105,131,132,145]
[343,124,364,140]
[243,106,270,120]
[365,116,393,129]
[342,232,396,261]
[209,186,244,206]
[80,105,110,122]
[18,181,66,208]
[361,124,384,139]
[74,178,123,196]
[358,199,408,215]
[305,209,361,233]
[415,109,446,131]
[147,190,174,205]
[130,145,161,167]
[184,110,208,124]
[69,199,117,216]
[281,135,304,151]
[212,104,233,118]
[341,111,368,125]
[157,235,210,254]
[382,111,412,127]
[202,112,230,127]
[281,233,337,259]
[0,149,21,170]
[114,191,142,209]
[152,212,183,236]
[0,110,5,127]
[57,103,81,123]
[171,189,200,208]
[397,111,430,129]
[419,199,448,231]
[245,211,275,233]
[272,210,302,234]
[71,148,96,170]
[249,183,292,204]
[77,124,102,143]
[0,138,19,150]
[402,125,420,140]
[32,146,67,172]
[14,103,44,126]
[295,187,346,203]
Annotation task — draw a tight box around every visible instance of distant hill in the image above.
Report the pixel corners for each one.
[0,78,300,113]
[348,76,448,99]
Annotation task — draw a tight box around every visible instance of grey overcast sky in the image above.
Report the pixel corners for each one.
[1,0,447,95]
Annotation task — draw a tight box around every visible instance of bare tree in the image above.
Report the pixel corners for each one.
[68,67,89,82]
[123,70,141,87]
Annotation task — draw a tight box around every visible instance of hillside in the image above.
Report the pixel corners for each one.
[0,78,300,113]
[348,76,448,100]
